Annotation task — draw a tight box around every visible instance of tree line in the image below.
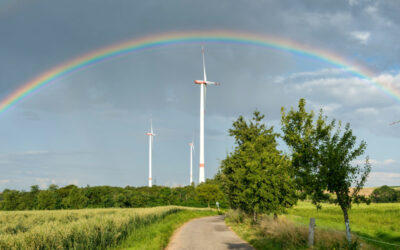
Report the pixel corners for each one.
[0,181,227,211]
[370,185,400,203]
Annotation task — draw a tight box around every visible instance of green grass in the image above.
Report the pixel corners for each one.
[113,209,217,250]
[287,201,400,249]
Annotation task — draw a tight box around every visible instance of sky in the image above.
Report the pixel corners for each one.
[1,0,400,190]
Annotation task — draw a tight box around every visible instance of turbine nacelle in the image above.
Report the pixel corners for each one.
[194,80,220,86]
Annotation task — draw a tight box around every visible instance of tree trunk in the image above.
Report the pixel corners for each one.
[274,213,278,220]
[253,211,257,223]
[342,207,352,243]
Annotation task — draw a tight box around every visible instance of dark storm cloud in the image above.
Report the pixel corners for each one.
[1,0,400,189]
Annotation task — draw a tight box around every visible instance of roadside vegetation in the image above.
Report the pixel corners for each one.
[287,201,400,248]
[220,98,375,248]
[0,206,215,249]
[225,210,371,250]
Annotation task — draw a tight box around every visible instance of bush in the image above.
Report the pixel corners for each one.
[371,186,398,203]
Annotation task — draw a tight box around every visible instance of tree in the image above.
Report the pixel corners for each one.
[0,190,21,210]
[281,99,371,242]
[281,98,333,205]
[221,111,297,221]
[61,188,88,209]
[37,190,60,210]
[195,182,224,207]
[371,185,398,203]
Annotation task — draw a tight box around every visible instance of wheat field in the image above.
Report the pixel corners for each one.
[0,206,202,249]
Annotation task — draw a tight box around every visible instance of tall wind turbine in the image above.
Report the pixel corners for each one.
[188,141,194,184]
[194,46,220,183]
[146,121,156,187]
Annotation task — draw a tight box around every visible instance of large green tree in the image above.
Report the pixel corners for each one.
[221,111,297,221]
[281,99,371,242]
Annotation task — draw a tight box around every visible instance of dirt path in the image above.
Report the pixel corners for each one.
[166,215,254,250]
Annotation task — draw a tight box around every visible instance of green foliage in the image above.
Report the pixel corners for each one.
[61,187,88,209]
[36,190,60,210]
[220,111,297,219]
[371,185,398,203]
[320,122,371,213]
[281,99,371,210]
[281,98,371,242]
[281,98,334,206]
[0,190,20,210]
[0,181,227,211]
[195,181,224,207]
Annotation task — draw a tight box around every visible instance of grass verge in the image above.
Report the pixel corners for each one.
[225,210,373,250]
[113,209,217,250]
[287,202,400,249]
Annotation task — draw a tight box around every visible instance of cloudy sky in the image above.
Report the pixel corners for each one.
[1,0,400,190]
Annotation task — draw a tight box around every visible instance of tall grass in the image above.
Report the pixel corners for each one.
[0,206,210,249]
[226,210,367,250]
[287,202,400,247]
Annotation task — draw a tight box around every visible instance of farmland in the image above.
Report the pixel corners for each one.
[0,206,215,249]
[287,202,400,248]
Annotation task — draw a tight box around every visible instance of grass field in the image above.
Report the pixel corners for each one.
[0,206,215,249]
[287,202,400,248]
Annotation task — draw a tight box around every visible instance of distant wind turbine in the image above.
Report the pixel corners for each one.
[390,120,400,126]
[194,46,220,183]
[146,121,156,187]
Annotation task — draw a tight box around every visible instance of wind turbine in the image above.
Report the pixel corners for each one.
[188,140,194,185]
[146,121,156,187]
[194,46,220,183]
[390,120,400,126]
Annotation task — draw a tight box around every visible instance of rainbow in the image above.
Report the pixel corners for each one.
[0,30,398,115]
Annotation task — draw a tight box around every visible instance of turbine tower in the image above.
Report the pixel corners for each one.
[146,121,156,187]
[188,141,194,184]
[194,47,220,183]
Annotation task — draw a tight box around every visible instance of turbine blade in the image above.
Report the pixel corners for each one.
[150,119,153,134]
[390,120,400,126]
[202,46,207,82]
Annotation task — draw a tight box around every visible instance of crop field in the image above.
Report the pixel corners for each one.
[0,206,211,249]
[287,202,400,248]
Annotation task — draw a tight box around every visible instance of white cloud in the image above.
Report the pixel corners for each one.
[348,0,359,6]
[352,158,396,167]
[34,178,80,189]
[355,107,379,115]
[0,180,9,185]
[35,178,50,189]
[350,31,371,44]
[366,172,400,187]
